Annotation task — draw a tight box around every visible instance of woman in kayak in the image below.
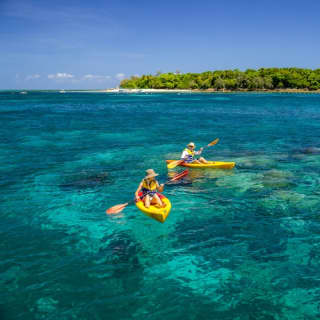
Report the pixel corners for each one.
[135,169,165,208]
[181,142,208,164]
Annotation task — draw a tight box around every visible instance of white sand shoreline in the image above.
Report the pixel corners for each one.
[66,88,192,93]
[105,88,192,93]
[62,88,320,94]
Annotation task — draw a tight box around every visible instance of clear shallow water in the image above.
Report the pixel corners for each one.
[1,91,320,319]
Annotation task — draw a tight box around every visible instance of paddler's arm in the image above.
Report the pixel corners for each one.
[156,181,164,192]
[195,147,203,155]
[135,181,143,200]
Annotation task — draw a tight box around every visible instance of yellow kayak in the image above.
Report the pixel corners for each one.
[135,192,171,223]
[166,160,235,169]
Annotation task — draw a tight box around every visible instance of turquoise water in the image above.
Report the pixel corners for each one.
[1,91,320,319]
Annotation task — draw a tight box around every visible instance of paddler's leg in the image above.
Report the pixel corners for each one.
[192,159,201,164]
[144,194,151,208]
[199,157,208,164]
[152,194,165,207]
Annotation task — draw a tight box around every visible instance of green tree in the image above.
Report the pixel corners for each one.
[213,78,225,90]
[119,68,320,91]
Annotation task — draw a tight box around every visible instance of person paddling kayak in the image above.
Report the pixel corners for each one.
[181,142,208,164]
[135,169,165,208]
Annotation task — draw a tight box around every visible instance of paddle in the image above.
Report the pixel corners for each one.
[167,138,219,169]
[167,159,184,169]
[106,169,189,214]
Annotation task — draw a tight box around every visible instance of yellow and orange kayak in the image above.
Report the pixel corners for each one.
[135,192,171,223]
[166,160,235,169]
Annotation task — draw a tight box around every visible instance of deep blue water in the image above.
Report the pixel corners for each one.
[1,91,320,319]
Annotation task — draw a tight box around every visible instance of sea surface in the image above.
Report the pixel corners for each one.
[1,91,320,320]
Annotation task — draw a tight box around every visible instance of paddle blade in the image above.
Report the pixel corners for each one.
[207,138,219,147]
[167,160,183,169]
[170,169,189,181]
[106,203,129,215]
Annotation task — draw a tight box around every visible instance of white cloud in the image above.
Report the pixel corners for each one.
[48,73,74,79]
[83,74,111,81]
[26,74,41,80]
[115,73,125,80]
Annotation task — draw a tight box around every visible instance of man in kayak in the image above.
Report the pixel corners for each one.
[181,142,208,164]
[135,169,165,208]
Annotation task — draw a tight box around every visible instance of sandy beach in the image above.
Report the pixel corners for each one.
[76,88,320,94]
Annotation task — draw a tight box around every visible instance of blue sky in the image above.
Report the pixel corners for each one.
[1,0,319,89]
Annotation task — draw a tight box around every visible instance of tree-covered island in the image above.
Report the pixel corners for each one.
[120,68,320,91]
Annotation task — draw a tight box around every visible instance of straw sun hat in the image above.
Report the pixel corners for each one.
[187,142,195,148]
[145,169,159,179]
